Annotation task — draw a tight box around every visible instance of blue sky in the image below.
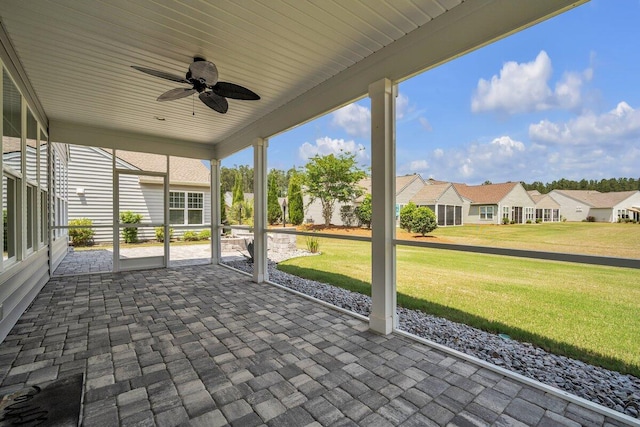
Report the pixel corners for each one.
[223,1,640,185]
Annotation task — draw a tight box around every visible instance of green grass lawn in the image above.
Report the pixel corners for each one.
[425,221,640,258]
[278,234,640,377]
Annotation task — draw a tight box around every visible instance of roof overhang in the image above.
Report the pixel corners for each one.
[0,0,587,160]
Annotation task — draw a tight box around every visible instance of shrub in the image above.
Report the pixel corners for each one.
[399,202,417,232]
[306,235,320,253]
[155,227,174,242]
[526,219,532,224]
[340,205,356,227]
[267,175,282,225]
[510,220,516,225]
[287,179,304,226]
[536,218,542,224]
[120,211,142,243]
[199,229,211,240]
[586,216,596,222]
[69,218,95,246]
[183,231,199,241]
[229,200,253,225]
[502,217,510,225]
[412,206,437,236]
[355,194,372,229]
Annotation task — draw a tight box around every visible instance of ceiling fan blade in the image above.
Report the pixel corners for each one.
[212,82,260,100]
[189,60,218,85]
[157,88,196,101]
[199,91,228,114]
[131,66,189,84]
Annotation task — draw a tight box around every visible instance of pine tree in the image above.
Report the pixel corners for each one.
[267,174,282,225]
[287,176,304,226]
[232,172,244,205]
[220,191,227,225]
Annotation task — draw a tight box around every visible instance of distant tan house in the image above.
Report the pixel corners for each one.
[411,183,464,226]
[548,189,640,222]
[453,182,536,225]
[527,190,561,222]
[68,145,211,242]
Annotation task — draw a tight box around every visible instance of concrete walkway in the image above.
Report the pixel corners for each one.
[0,264,634,426]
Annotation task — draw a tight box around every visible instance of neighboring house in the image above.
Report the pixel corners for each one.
[548,189,640,222]
[527,190,561,222]
[410,183,465,226]
[356,174,426,223]
[68,145,211,242]
[453,182,536,225]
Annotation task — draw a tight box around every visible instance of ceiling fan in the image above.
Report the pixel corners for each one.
[131,57,260,114]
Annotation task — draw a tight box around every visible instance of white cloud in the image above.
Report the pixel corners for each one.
[298,136,369,163]
[433,148,444,159]
[419,117,432,131]
[529,101,640,144]
[331,104,370,137]
[471,51,592,114]
[396,93,409,119]
[409,159,428,171]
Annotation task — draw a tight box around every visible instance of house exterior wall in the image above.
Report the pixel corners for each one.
[613,193,640,222]
[438,186,465,206]
[589,208,613,223]
[548,191,589,222]
[303,195,347,225]
[396,177,424,204]
[465,203,499,225]
[68,145,211,242]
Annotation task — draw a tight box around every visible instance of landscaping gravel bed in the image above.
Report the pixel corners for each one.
[223,257,640,418]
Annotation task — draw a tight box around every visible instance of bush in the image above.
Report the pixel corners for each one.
[510,220,516,224]
[229,200,253,226]
[502,217,510,225]
[412,206,437,236]
[287,177,304,226]
[120,211,142,243]
[306,235,320,253]
[536,218,542,224]
[340,205,356,227]
[69,218,95,246]
[355,194,372,229]
[399,202,417,232]
[586,216,596,222]
[526,219,532,224]
[199,229,211,240]
[183,231,199,241]
[155,227,174,242]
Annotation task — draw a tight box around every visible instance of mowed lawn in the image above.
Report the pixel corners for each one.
[278,224,640,376]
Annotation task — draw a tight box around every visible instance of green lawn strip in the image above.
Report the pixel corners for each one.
[73,240,210,251]
[278,237,640,377]
[424,222,640,258]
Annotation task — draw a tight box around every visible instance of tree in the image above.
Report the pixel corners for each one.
[267,174,282,225]
[232,171,244,205]
[220,192,227,225]
[287,174,304,226]
[399,202,417,232]
[302,153,367,226]
[412,206,437,236]
[220,167,236,193]
[355,194,372,229]
[268,168,288,196]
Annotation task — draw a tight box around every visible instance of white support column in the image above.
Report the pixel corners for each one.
[369,78,397,335]
[253,138,268,283]
[211,159,221,264]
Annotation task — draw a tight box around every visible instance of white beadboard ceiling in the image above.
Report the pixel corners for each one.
[0,0,586,160]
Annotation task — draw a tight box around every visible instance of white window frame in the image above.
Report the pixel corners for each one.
[480,205,494,220]
[169,191,204,225]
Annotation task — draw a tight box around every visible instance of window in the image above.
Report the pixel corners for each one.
[544,209,551,222]
[525,207,534,221]
[502,206,510,219]
[40,191,47,245]
[27,185,36,251]
[170,191,204,225]
[480,205,494,220]
[3,174,17,262]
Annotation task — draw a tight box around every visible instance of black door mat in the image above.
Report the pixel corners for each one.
[0,373,83,427]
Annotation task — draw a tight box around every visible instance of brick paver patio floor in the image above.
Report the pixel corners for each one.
[0,264,634,426]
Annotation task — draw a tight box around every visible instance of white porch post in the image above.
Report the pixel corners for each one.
[369,78,397,334]
[211,159,221,264]
[253,138,268,283]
